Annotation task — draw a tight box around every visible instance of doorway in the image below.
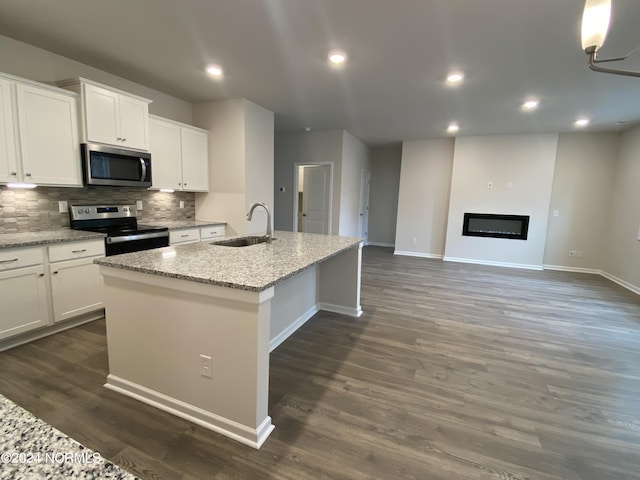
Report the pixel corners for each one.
[294,163,332,234]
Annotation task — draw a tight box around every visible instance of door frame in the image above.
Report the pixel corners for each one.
[293,162,334,235]
[358,169,370,243]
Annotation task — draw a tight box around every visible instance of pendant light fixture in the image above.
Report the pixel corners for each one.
[581,0,640,77]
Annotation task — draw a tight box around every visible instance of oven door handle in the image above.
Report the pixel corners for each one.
[140,158,147,182]
[106,231,168,244]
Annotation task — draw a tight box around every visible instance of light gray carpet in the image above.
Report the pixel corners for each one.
[0,394,137,479]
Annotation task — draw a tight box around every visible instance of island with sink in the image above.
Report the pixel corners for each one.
[95,230,363,448]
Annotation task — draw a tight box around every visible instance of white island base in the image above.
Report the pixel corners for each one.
[100,242,362,449]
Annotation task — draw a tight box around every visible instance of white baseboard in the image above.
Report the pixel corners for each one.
[600,271,640,296]
[443,256,543,271]
[270,305,318,352]
[543,264,601,274]
[367,242,395,248]
[319,302,363,318]
[394,250,444,259]
[104,375,274,449]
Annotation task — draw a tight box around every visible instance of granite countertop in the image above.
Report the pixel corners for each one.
[149,219,226,231]
[95,231,362,292]
[0,230,106,249]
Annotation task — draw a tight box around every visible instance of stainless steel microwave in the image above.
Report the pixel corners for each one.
[81,143,152,188]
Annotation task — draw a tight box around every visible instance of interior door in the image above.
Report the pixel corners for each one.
[358,170,370,241]
[301,165,330,234]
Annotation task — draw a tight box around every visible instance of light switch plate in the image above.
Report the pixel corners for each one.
[179,200,184,209]
[637,224,640,241]
[58,201,68,213]
[136,200,143,210]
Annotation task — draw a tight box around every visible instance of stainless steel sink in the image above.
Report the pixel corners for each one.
[212,235,272,247]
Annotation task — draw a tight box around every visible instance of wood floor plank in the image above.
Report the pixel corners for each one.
[2,246,640,479]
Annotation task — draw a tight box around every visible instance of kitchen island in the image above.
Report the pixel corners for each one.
[95,231,362,448]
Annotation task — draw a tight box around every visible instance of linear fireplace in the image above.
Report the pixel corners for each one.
[462,213,530,240]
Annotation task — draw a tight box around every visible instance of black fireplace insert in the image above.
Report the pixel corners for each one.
[462,213,530,240]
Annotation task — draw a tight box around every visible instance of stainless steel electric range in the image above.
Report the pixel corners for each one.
[70,204,169,256]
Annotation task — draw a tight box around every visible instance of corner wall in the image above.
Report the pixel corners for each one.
[394,139,454,257]
[368,146,401,246]
[543,133,619,271]
[604,125,640,293]
[339,132,370,237]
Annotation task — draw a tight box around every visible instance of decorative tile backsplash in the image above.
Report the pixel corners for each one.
[0,186,196,233]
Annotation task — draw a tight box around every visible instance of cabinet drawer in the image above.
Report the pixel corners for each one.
[170,228,200,244]
[0,247,44,271]
[49,240,105,262]
[200,225,225,240]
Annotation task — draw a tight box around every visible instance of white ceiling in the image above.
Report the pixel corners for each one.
[1,0,639,146]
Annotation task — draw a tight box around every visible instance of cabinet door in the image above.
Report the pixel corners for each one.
[149,117,182,189]
[50,257,103,323]
[16,84,81,186]
[180,127,209,192]
[84,83,119,145]
[0,78,19,183]
[0,265,50,340]
[119,94,149,151]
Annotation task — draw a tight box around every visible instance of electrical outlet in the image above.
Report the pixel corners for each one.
[412,237,417,244]
[507,181,513,189]
[136,200,143,210]
[58,201,68,213]
[569,250,576,257]
[487,181,493,189]
[553,210,559,217]
[179,200,184,209]
[200,354,212,379]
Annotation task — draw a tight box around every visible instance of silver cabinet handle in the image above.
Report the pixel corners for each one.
[25,173,31,177]
[180,234,189,238]
[0,258,18,263]
[117,137,122,141]
[122,138,126,142]
[10,171,16,176]
[140,158,147,182]
[71,249,87,254]
[52,271,59,274]
[38,273,44,277]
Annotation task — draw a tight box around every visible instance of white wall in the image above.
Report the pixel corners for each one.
[544,133,619,270]
[244,100,275,236]
[339,132,370,237]
[444,134,558,269]
[395,139,454,257]
[274,131,343,233]
[0,34,192,123]
[604,125,640,292]
[368,146,401,246]
[194,99,274,236]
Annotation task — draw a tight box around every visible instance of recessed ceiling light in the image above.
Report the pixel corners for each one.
[328,51,347,65]
[446,72,464,84]
[206,65,223,77]
[522,99,539,111]
[575,118,590,127]
[447,123,460,134]
[304,127,311,132]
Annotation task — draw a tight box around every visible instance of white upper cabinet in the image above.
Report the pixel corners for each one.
[149,115,209,192]
[0,78,19,184]
[60,78,152,151]
[16,84,81,186]
[181,126,209,192]
[0,73,81,187]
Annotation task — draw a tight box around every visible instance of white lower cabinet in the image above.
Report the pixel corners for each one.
[0,248,50,340]
[49,240,105,323]
[200,225,225,240]
[169,228,200,245]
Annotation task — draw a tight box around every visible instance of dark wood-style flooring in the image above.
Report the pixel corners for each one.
[2,246,640,479]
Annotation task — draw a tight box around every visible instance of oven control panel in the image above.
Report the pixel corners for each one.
[70,204,137,221]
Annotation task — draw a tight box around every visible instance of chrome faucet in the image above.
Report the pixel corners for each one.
[246,202,273,243]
